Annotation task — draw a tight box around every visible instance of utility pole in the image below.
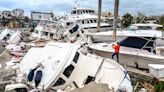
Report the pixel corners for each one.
[97,0,102,32]
[113,0,119,40]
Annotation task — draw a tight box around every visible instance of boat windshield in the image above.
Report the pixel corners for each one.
[120,37,156,53]
[128,25,153,30]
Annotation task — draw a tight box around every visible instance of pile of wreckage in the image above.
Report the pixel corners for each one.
[0,22,164,92]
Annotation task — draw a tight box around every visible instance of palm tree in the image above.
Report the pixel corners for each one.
[97,0,102,32]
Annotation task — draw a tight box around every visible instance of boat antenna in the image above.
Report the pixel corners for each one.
[75,0,80,9]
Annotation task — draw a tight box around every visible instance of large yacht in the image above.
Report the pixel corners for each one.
[31,19,65,40]
[61,6,113,33]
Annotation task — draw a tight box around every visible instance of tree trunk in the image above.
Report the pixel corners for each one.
[113,0,119,40]
[97,0,102,32]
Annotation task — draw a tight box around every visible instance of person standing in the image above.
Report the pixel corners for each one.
[112,42,120,63]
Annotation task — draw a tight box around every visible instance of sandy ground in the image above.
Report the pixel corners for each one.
[68,82,114,92]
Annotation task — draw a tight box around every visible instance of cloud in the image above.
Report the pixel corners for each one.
[0,0,163,16]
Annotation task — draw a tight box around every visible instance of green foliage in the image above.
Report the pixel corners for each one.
[154,81,164,92]
[121,13,133,28]
[157,16,164,30]
[135,12,146,23]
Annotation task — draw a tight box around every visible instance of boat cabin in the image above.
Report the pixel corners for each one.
[129,23,163,31]
[71,8,96,15]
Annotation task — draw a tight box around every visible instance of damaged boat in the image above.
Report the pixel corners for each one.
[0,29,21,44]
[89,31,164,69]
[86,23,163,43]
[6,42,133,92]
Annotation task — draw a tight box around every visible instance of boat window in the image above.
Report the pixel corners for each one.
[82,20,85,24]
[73,52,79,63]
[2,37,7,41]
[105,20,108,23]
[90,20,93,23]
[53,77,65,86]
[120,37,156,52]
[87,20,90,24]
[50,33,53,38]
[43,32,48,36]
[156,27,163,31]
[71,11,76,14]
[138,26,152,30]
[85,76,95,84]
[69,25,79,34]
[82,10,85,14]
[6,33,11,38]
[89,10,91,13]
[63,64,74,78]
[66,22,71,26]
[94,20,97,23]
[92,10,95,14]
[76,34,80,38]
[86,10,88,13]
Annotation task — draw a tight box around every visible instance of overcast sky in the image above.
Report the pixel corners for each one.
[0,0,164,16]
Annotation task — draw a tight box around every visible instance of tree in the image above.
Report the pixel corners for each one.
[157,15,164,30]
[135,12,146,23]
[121,13,133,28]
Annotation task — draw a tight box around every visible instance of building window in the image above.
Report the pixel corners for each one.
[63,64,74,78]
[53,77,65,86]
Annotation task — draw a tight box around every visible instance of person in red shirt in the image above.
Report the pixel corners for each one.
[112,42,120,63]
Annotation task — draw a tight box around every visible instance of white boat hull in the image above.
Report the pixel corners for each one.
[90,48,164,69]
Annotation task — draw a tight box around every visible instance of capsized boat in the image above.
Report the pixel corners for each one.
[17,42,132,92]
[0,29,21,44]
